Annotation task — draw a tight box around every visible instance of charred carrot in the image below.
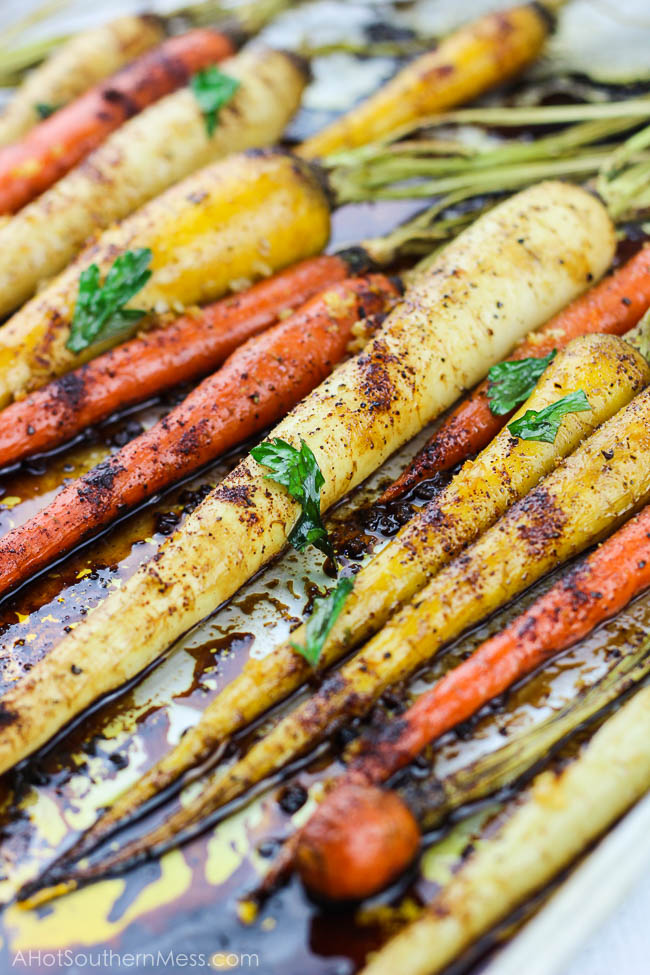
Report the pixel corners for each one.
[0,275,399,596]
[356,681,650,975]
[346,505,650,787]
[381,242,650,502]
[0,150,330,405]
[290,504,650,900]
[296,635,650,906]
[0,28,236,215]
[286,498,650,902]
[0,254,356,468]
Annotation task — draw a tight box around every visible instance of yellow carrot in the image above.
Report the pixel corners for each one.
[298,4,550,159]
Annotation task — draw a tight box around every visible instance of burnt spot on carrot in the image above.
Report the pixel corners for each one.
[76,459,125,507]
[0,703,17,727]
[274,48,312,85]
[358,340,399,414]
[512,487,567,559]
[100,86,140,119]
[213,484,255,508]
[51,370,87,412]
[335,246,378,277]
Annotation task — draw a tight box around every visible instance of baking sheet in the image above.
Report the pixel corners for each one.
[0,2,648,973]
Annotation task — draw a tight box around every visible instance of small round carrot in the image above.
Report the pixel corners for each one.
[296,783,420,902]
[0,28,236,215]
[0,254,352,468]
[0,274,400,596]
[380,244,650,502]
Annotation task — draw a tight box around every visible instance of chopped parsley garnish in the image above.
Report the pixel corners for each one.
[291,576,353,667]
[66,248,152,354]
[508,390,592,444]
[251,437,334,560]
[487,349,557,416]
[35,102,59,119]
[190,67,240,137]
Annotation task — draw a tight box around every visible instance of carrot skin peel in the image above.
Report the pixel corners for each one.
[0,28,236,215]
[0,255,351,467]
[0,274,399,596]
[381,243,650,502]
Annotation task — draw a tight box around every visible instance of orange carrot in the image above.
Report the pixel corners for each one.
[296,783,420,902]
[345,504,650,785]
[380,244,650,502]
[0,254,354,468]
[0,28,236,214]
[293,505,650,900]
[0,274,400,595]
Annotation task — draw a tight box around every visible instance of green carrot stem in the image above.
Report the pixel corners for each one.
[334,150,617,202]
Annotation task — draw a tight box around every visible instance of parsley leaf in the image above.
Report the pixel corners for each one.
[508,390,592,444]
[251,437,334,561]
[190,67,240,138]
[66,248,153,354]
[291,576,353,667]
[35,102,59,119]
[488,349,557,416]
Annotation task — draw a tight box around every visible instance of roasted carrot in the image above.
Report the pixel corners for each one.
[291,504,650,900]
[0,16,165,147]
[14,183,613,883]
[0,28,237,215]
[344,505,650,787]
[380,242,650,502]
[295,639,650,903]
[297,4,550,159]
[0,150,330,406]
[361,684,650,975]
[0,183,611,792]
[296,783,421,902]
[0,254,355,468]
[0,275,399,596]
